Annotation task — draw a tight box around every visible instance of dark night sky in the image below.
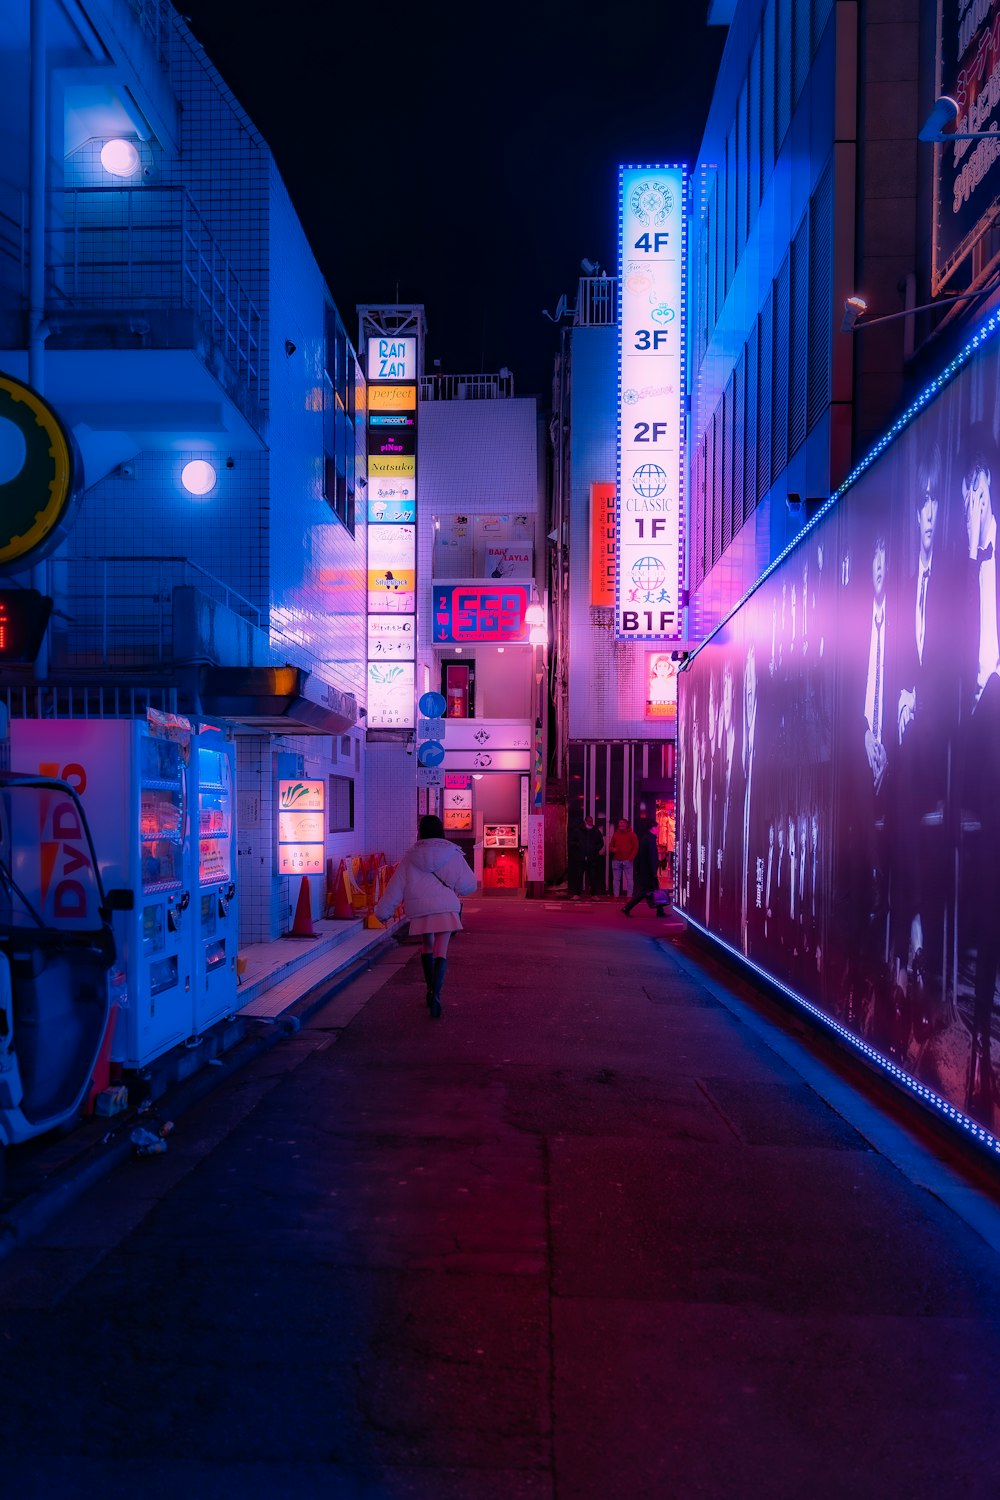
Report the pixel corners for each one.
[179,3,726,399]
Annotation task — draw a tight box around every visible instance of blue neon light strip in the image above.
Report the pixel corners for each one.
[679,910,1000,1159]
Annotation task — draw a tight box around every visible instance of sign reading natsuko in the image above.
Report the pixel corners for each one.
[616,163,686,642]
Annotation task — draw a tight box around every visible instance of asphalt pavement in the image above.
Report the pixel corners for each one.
[2,895,1000,1499]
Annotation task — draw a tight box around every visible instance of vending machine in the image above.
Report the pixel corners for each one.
[11,718,196,1068]
[192,735,238,1031]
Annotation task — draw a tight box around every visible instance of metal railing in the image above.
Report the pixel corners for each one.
[49,186,261,397]
[49,556,264,670]
[575,277,617,326]
[420,371,514,401]
[2,683,179,722]
[125,0,172,71]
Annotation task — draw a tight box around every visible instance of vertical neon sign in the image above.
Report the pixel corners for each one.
[616,163,687,642]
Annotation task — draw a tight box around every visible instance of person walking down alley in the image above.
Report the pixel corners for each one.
[375,815,476,1017]
[584,816,606,897]
[621,823,662,917]
[609,818,639,900]
[566,809,586,899]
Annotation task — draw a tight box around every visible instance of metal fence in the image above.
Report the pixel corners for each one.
[419,371,515,401]
[50,186,261,397]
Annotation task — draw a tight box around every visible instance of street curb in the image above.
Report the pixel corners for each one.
[0,929,400,1264]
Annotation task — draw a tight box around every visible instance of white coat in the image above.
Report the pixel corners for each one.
[375,838,476,921]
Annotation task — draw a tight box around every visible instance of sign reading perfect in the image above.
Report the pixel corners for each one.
[616,163,686,642]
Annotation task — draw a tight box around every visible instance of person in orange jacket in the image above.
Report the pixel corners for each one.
[608,818,640,900]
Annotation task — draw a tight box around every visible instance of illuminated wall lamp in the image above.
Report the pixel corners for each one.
[529,624,547,646]
[181,460,217,495]
[100,138,140,177]
[524,601,544,628]
[918,95,1000,142]
[842,285,994,332]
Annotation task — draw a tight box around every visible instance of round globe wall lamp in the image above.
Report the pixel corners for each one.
[100,139,140,177]
[181,460,217,496]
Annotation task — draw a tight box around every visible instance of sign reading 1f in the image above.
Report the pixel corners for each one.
[616,163,687,643]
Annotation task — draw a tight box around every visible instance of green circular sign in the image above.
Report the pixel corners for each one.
[0,372,80,572]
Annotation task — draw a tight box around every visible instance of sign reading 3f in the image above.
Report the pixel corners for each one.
[616,163,687,642]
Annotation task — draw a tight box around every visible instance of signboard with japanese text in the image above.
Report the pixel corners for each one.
[367,483,415,524]
[367,614,415,659]
[931,0,1000,292]
[616,163,686,641]
[590,482,617,606]
[432,583,531,644]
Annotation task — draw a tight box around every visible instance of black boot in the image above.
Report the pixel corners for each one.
[420,952,434,1008]
[430,958,447,1019]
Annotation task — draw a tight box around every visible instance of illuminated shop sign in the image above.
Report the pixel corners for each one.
[368,426,417,458]
[0,589,53,662]
[277,778,325,876]
[432,583,531,644]
[482,545,532,578]
[368,524,416,568]
[645,649,678,722]
[367,660,415,729]
[590,481,617,606]
[368,483,415,524]
[369,454,415,479]
[368,567,415,612]
[616,163,687,642]
[369,412,415,427]
[0,373,81,570]
[932,0,1000,292]
[368,383,417,409]
[366,337,417,381]
[367,614,415,659]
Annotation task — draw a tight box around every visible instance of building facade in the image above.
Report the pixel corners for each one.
[0,1,369,1058]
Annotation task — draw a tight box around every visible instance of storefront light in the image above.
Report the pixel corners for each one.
[100,139,140,177]
[181,460,217,495]
[524,601,544,628]
[529,623,547,646]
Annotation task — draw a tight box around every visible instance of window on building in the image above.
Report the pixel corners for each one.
[323,306,356,534]
[328,775,355,832]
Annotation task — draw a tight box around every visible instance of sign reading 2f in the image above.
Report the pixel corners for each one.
[616,163,687,643]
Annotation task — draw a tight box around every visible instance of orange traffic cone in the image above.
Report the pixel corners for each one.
[328,858,354,920]
[290,875,319,938]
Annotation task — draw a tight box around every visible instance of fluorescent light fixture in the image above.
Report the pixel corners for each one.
[100,139,140,177]
[181,460,217,495]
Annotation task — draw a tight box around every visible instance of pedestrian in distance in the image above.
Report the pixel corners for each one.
[566,808,587,899]
[609,818,639,899]
[583,815,605,897]
[375,814,476,1018]
[621,823,662,917]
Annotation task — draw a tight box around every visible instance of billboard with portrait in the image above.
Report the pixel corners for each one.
[677,314,1000,1148]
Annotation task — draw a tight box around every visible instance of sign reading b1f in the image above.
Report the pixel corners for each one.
[616,163,687,641]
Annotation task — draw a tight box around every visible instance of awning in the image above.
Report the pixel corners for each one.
[199,666,357,736]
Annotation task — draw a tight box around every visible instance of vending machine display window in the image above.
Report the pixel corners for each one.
[139,736,185,892]
[204,939,226,973]
[197,744,233,885]
[200,891,217,935]
[149,955,179,996]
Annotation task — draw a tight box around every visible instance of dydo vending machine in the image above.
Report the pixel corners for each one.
[11,718,238,1068]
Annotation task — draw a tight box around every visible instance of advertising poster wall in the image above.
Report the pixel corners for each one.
[677,316,1000,1143]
